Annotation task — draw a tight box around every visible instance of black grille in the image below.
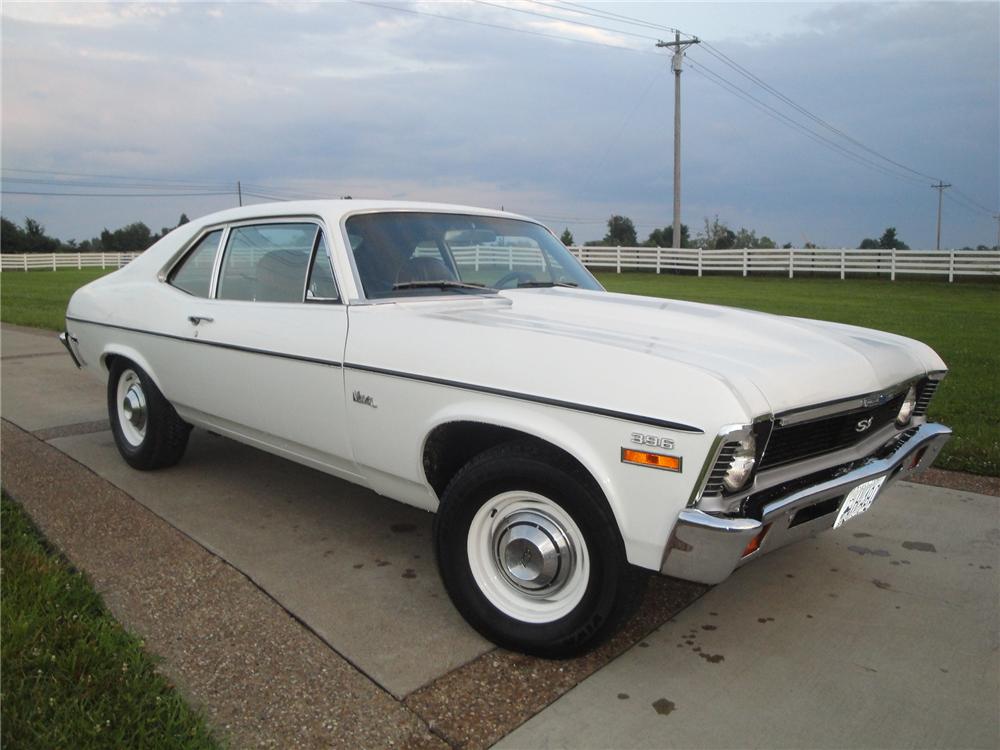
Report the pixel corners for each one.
[760,393,905,470]
[914,378,939,416]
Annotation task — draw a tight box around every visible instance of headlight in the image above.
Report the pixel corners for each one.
[896,385,918,426]
[722,433,756,492]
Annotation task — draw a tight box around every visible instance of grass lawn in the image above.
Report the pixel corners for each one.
[595,273,998,476]
[1,268,112,330]
[1,268,996,475]
[0,493,221,749]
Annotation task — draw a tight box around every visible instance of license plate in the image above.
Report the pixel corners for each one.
[834,476,887,529]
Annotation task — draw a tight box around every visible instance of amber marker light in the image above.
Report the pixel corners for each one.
[742,524,771,558]
[621,448,682,472]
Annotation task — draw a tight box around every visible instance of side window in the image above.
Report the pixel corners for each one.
[306,231,340,303]
[217,223,317,303]
[169,229,222,297]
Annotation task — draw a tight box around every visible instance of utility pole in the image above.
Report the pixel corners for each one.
[237,180,243,207]
[657,32,699,249]
[993,213,1000,249]
[932,181,950,250]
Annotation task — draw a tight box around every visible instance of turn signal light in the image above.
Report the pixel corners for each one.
[621,448,682,472]
[742,524,771,558]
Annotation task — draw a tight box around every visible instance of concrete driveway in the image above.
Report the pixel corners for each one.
[2,323,997,749]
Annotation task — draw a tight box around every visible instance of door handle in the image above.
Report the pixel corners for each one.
[188,315,214,326]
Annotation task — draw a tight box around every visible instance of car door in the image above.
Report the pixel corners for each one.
[165,219,359,481]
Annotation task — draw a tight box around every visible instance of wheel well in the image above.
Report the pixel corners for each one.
[422,421,598,499]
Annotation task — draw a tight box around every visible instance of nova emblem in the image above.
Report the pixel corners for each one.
[855,417,874,433]
[352,390,377,409]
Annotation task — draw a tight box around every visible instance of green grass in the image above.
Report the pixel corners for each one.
[0,494,221,750]
[596,273,1000,476]
[1,268,113,330]
[2,269,996,475]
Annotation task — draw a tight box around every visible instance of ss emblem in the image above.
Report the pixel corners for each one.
[630,432,675,450]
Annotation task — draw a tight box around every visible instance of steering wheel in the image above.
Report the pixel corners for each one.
[493,271,535,289]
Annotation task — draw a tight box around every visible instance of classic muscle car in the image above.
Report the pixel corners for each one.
[62,200,951,656]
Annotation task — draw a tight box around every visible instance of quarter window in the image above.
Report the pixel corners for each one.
[306,231,340,302]
[169,229,223,297]
[217,223,317,303]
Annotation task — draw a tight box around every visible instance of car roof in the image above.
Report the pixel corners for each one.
[191,199,536,227]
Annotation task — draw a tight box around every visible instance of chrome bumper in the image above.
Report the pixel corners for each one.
[59,331,83,368]
[661,422,952,584]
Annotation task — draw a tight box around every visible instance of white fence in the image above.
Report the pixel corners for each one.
[570,246,1000,282]
[0,252,143,272]
[2,247,998,282]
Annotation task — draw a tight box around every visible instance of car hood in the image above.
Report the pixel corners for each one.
[468,288,945,416]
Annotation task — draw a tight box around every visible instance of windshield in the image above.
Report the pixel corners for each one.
[344,212,603,299]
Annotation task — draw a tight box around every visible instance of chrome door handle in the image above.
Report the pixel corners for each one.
[188,315,214,326]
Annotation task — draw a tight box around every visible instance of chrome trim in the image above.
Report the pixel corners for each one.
[159,224,226,286]
[687,422,762,507]
[775,377,920,427]
[59,331,83,368]
[661,422,952,585]
[662,509,762,584]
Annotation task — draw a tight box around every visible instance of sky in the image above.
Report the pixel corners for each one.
[1,0,997,249]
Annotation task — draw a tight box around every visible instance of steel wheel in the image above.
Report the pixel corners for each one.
[116,368,148,447]
[467,491,590,624]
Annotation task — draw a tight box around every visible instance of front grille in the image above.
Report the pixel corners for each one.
[914,378,939,416]
[760,393,905,470]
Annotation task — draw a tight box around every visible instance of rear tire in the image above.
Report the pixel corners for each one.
[107,358,190,470]
[434,440,645,657]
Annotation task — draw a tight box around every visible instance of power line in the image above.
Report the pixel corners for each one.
[685,56,930,187]
[352,0,651,54]
[470,0,659,43]
[1,166,232,189]
[697,41,943,183]
[542,1,681,35]
[1,190,234,198]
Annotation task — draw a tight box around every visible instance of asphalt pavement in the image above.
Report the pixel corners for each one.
[2,323,997,749]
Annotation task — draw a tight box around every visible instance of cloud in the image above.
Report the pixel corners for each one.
[1,1,996,249]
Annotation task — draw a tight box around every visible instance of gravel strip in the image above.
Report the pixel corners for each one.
[404,577,707,749]
[909,468,1000,497]
[1,420,445,750]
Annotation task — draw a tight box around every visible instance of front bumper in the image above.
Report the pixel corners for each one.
[59,330,84,368]
[661,421,951,584]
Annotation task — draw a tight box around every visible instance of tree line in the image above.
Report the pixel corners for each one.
[561,216,997,252]
[0,214,190,254]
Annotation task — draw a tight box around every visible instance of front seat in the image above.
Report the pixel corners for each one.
[395,256,457,284]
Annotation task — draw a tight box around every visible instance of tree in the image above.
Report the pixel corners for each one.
[177,213,190,226]
[100,222,154,253]
[602,215,637,246]
[696,216,736,249]
[644,224,689,248]
[0,216,61,253]
[560,228,574,246]
[859,227,909,250]
[878,227,909,250]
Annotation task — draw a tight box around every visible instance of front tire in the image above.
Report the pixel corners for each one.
[108,358,191,470]
[434,440,645,657]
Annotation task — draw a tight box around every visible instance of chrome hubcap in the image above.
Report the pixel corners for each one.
[122,385,147,431]
[493,510,573,595]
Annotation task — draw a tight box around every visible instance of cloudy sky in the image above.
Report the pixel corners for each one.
[2,1,997,248]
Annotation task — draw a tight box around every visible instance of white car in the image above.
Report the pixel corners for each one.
[62,200,951,656]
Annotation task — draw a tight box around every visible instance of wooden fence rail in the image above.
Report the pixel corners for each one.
[0,252,143,272]
[2,248,998,282]
[568,247,1000,282]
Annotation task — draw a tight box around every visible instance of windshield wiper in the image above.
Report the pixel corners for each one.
[392,280,493,293]
[515,281,579,288]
